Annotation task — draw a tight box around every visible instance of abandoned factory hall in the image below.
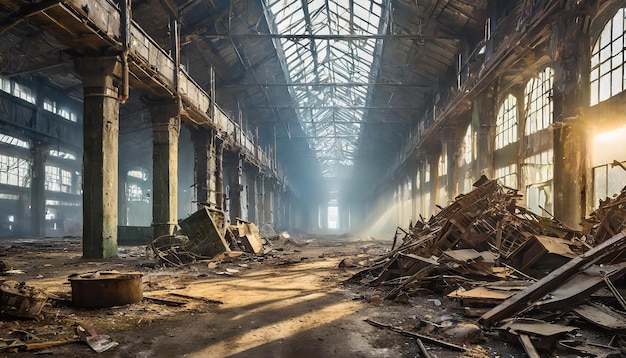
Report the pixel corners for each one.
[4,0,626,356]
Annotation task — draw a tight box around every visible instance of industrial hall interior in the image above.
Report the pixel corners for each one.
[3,0,626,357]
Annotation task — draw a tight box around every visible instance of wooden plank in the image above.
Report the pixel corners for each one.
[519,334,541,358]
[479,229,626,327]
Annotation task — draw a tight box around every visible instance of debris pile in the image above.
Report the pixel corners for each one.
[151,207,276,266]
[0,280,47,318]
[583,185,626,246]
[353,177,581,297]
[355,177,626,356]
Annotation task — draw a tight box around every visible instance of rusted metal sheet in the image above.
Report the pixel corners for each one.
[573,302,626,332]
[533,262,626,312]
[480,229,626,327]
[499,320,577,336]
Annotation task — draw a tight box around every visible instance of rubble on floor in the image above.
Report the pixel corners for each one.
[0,280,47,318]
[150,207,280,266]
[352,177,626,356]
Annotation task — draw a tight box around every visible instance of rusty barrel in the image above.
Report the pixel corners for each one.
[70,272,143,308]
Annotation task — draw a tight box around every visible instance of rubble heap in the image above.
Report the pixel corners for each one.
[354,177,626,357]
[150,206,275,266]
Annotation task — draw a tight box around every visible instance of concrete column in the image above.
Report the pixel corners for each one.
[215,140,224,210]
[274,187,283,230]
[225,153,242,223]
[30,143,47,237]
[77,56,122,258]
[474,89,496,179]
[148,102,180,238]
[264,177,274,226]
[191,129,211,209]
[118,164,129,226]
[551,18,590,229]
[246,165,258,223]
[257,174,265,224]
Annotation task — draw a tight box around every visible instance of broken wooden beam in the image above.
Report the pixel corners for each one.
[519,334,540,358]
[479,229,626,327]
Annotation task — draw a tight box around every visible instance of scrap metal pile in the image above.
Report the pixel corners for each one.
[355,177,626,356]
[150,207,272,266]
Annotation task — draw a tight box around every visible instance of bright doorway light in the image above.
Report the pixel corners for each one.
[328,205,339,230]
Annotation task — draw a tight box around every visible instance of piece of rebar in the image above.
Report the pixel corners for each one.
[364,319,466,352]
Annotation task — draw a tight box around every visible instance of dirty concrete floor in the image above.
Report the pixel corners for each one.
[0,235,521,357]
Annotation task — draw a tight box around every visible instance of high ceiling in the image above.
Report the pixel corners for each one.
[265,0,387,178]
[0,0,491,199]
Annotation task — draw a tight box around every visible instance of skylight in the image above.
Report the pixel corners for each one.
[265,0,387,177]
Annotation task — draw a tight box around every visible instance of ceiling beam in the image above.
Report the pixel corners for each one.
[243,106,421,110]
[223,82,431,88]
[201,33,460,41]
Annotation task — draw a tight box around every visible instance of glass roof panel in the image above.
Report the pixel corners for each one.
[266,0,386,177]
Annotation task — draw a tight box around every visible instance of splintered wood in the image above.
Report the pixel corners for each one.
[357,179,626,356]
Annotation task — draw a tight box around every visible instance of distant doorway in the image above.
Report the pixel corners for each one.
[328,205,339,230]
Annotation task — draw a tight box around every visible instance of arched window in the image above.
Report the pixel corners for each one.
[496,94,518,149]
[438,153,447,176]
[495,164,517,189]
[525,67,554,134]
[591,8,626,105]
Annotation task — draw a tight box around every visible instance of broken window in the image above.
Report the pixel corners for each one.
[524,150,554,215]
[524,67,553,134]
[0,76,10,93]
[591,8,626,105]
[12,82,35,104]
[49,148,77,160]
[127,169,148,181]
[127,184,144,202]
[495,94,518,150]
[0,154,30,187]
[592,162,626,210]
[45,165,73,193]
[438,153,447,177]
[0,193,19,200]
[0,134,29,149]
[46,200,79,207]
[495,163,517,189]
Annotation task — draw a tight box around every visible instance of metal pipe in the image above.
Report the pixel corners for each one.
[118,0,131,104]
